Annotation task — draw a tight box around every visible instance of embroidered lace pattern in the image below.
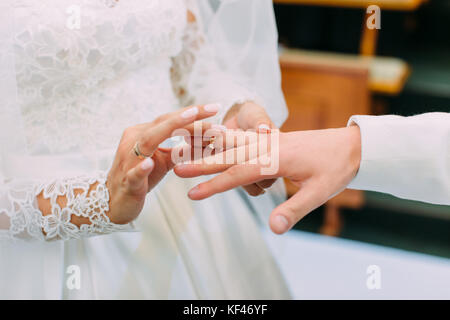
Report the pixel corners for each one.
[1,172,130,241]
[0,0,259,241]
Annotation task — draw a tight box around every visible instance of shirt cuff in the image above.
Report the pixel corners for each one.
[346,114,403,191]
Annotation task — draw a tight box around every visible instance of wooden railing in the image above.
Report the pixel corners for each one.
[273,0,427,11]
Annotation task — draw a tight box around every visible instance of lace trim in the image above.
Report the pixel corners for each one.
[1,172,131,242]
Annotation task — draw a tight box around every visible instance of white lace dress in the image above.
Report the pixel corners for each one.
[0,0,290,299]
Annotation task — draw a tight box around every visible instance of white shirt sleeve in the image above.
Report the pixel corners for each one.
[347,113,450,206]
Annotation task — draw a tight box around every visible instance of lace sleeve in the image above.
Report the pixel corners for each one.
[171,0,263,124]
[0,171,131,242]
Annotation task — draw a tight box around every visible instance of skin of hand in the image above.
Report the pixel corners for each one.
[37,104,220,226]
[222,102,278,196]
[174,125,362,234]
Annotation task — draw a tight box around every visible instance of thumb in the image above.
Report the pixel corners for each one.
[126,158,155,193]
[269,182,325,234]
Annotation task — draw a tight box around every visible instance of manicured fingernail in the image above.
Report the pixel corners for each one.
[141,158,154,170]
[211,124,227,132]
[181,107,199,119]
[274,215,289,234]
[188,185,200,198]
[258,124,271,133]
[204,103,222,113]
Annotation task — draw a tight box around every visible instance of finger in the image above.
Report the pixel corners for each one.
[140,104,221,155]
[187,163,275,200]
[184,125,227,149]
[125,158,155,193]
[170,144,229,167]
[193,139,268,166]
[243,184,265,197]
[168,141,226,167]
[174,141,266,178]
[269,181,326,235]
[153,103,220,125]
[255,117,275,133]
[174,154,233,177]
[183,122,218,147]
[147,149,173,191]
[257,123,273,133]
[239,105,275,131]
[185,129,258,151]
[183,122,224,136]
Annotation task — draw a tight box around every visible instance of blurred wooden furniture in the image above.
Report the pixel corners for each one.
[274,0,427,58]
[273,0,427,10]
[283,49,411,95]
[280,49,370,236]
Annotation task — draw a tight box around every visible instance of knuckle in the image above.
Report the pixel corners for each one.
[225,165,240,179]
[140,133,157,152]
[158,110,179,125]
[125,170,134,182]
[166,114,183,128]
[122,126,135,138]
[286,205,302,221]
[120,175,129,189]
[117,159,127,173]
[140,139,154,152]
[199,165,213,176]
[154,114,167,124]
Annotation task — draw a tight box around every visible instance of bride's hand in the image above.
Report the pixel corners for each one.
[175,127,361,234]
[106,104,220,224]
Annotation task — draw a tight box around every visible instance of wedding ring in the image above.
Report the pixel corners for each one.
[206,137,217,150]
[133,142,153,160]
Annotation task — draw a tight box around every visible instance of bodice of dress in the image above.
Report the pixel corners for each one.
[0,0,258,241]
[1,0,191,241]
[14,0,187,155]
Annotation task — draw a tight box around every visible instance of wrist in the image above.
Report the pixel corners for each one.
[346,125,362,181]
[37,182,102,227]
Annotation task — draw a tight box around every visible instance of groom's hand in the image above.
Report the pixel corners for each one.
[175,127,362,235]
[221,102,277,196]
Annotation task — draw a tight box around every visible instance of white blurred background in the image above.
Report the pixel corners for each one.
[268,230,450,299]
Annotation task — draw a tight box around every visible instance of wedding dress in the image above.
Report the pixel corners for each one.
[0,0,290,298]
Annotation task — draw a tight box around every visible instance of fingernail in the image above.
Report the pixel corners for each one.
[258,124,271,133]
[204,103,222,113]
[181,107,199,119]
[188,185,200,198]
[273,215,289,234]
[141,158,154,170]
[211,124,227,132]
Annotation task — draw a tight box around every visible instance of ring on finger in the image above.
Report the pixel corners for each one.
[206,136,217,150]
[133,141,154,160]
